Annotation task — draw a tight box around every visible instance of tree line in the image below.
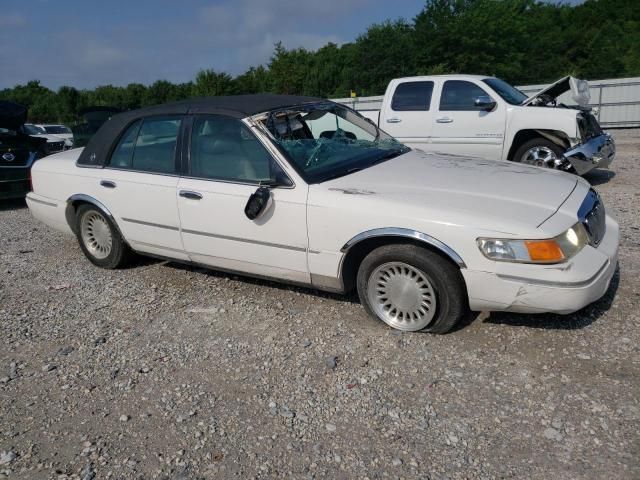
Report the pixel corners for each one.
[2,0,638,124]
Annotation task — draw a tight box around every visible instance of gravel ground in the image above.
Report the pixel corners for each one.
[1,129,639,480]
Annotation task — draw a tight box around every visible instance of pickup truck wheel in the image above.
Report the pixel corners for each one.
[75,204,131,269]
[356,244,467,333]
[512,138,565,169]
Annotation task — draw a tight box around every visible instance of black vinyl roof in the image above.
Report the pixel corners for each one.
[123,94,324,119]
[77,94,326,167]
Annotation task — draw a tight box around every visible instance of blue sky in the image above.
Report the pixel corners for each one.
[1,0,582,90]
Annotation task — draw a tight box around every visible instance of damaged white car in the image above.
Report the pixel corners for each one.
[361,75,615,175]
[26,95,618,333]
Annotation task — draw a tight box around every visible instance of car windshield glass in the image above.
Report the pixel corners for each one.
[44,125,71,134]
[22,124,45,135]
[483,78,528,105]
[259,102,409,184]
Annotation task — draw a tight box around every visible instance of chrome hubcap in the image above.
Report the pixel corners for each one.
[367,262,437,331]
[521,146,562,168]
[80,211,112,259]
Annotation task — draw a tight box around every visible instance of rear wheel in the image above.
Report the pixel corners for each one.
[75,204,132,269]
[356,244,468,333]
[512,138,565,169]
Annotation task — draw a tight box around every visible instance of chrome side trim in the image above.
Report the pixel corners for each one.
[121,217,179,231]
[26,195,57,207]
[497,260,609,288]
[65,194,124,239]
[181,228,307,253]
[129,240,185,254]
[340,228,467,268]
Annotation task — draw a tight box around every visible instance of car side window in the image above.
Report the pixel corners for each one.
[391,81,434,111]
[109,117,181,174]
[109,120,141,169]
[190,115,283,184]
[439,80,491,111]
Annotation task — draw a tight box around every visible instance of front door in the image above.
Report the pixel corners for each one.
[431,79,506,160]
[177,115,309,283]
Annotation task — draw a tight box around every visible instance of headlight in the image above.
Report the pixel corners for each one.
[477,223,589,264]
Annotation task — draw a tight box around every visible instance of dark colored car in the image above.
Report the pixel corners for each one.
[0,101,47,200]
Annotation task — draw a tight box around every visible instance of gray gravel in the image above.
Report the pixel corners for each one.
[1,129,639,479]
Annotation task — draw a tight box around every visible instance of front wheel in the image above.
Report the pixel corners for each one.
[356,244,468,333]
[75,204,132,269]
[512,138,566,169]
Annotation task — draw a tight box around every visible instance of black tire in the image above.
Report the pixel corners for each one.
[75,204,132,269]
[511,138,565,168]
[356,244,468,334]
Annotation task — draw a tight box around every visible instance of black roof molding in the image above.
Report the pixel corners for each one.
[77,94,325,168]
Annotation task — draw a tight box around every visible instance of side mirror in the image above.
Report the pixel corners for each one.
[474,95,497,112]
[244,186,272,220]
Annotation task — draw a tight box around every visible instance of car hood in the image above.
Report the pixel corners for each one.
[321,150,579,234]
[0,101,28,130]
[522,76,590,107]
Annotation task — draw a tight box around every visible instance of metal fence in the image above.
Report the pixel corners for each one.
[333,76,640,128]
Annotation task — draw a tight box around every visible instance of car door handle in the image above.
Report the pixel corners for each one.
[436,117,453,123]
[100,180,116,189]
[386,117,402,123]
[179,190,203,200]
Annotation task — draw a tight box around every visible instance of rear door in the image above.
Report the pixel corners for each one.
[97,116,188,260]
[379,80,435,150]
[176,115,309,283]
[431,79,506,159]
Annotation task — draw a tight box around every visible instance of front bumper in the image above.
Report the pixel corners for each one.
[564,133,615,175]
[462,215,619,314]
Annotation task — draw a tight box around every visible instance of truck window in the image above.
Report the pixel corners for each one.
[439,80,491,111]
[391,81,434,111]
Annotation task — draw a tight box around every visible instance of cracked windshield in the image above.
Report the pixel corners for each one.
[262,103,409,183]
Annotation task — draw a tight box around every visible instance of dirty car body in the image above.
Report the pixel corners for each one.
[26,95,619,333]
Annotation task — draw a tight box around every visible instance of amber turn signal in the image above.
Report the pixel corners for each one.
[524,240,565,263]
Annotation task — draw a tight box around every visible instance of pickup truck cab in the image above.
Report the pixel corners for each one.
[361,75,614,175]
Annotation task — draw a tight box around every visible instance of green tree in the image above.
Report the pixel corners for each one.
[192,69,235,97]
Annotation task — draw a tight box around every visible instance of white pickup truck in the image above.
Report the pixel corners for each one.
[358,75,615,175]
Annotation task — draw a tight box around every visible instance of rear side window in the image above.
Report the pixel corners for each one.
[109,117,182,174]
[391,81,434,111]
[439,80,490,111]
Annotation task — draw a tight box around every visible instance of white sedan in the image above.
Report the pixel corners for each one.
[26,95,619,333]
